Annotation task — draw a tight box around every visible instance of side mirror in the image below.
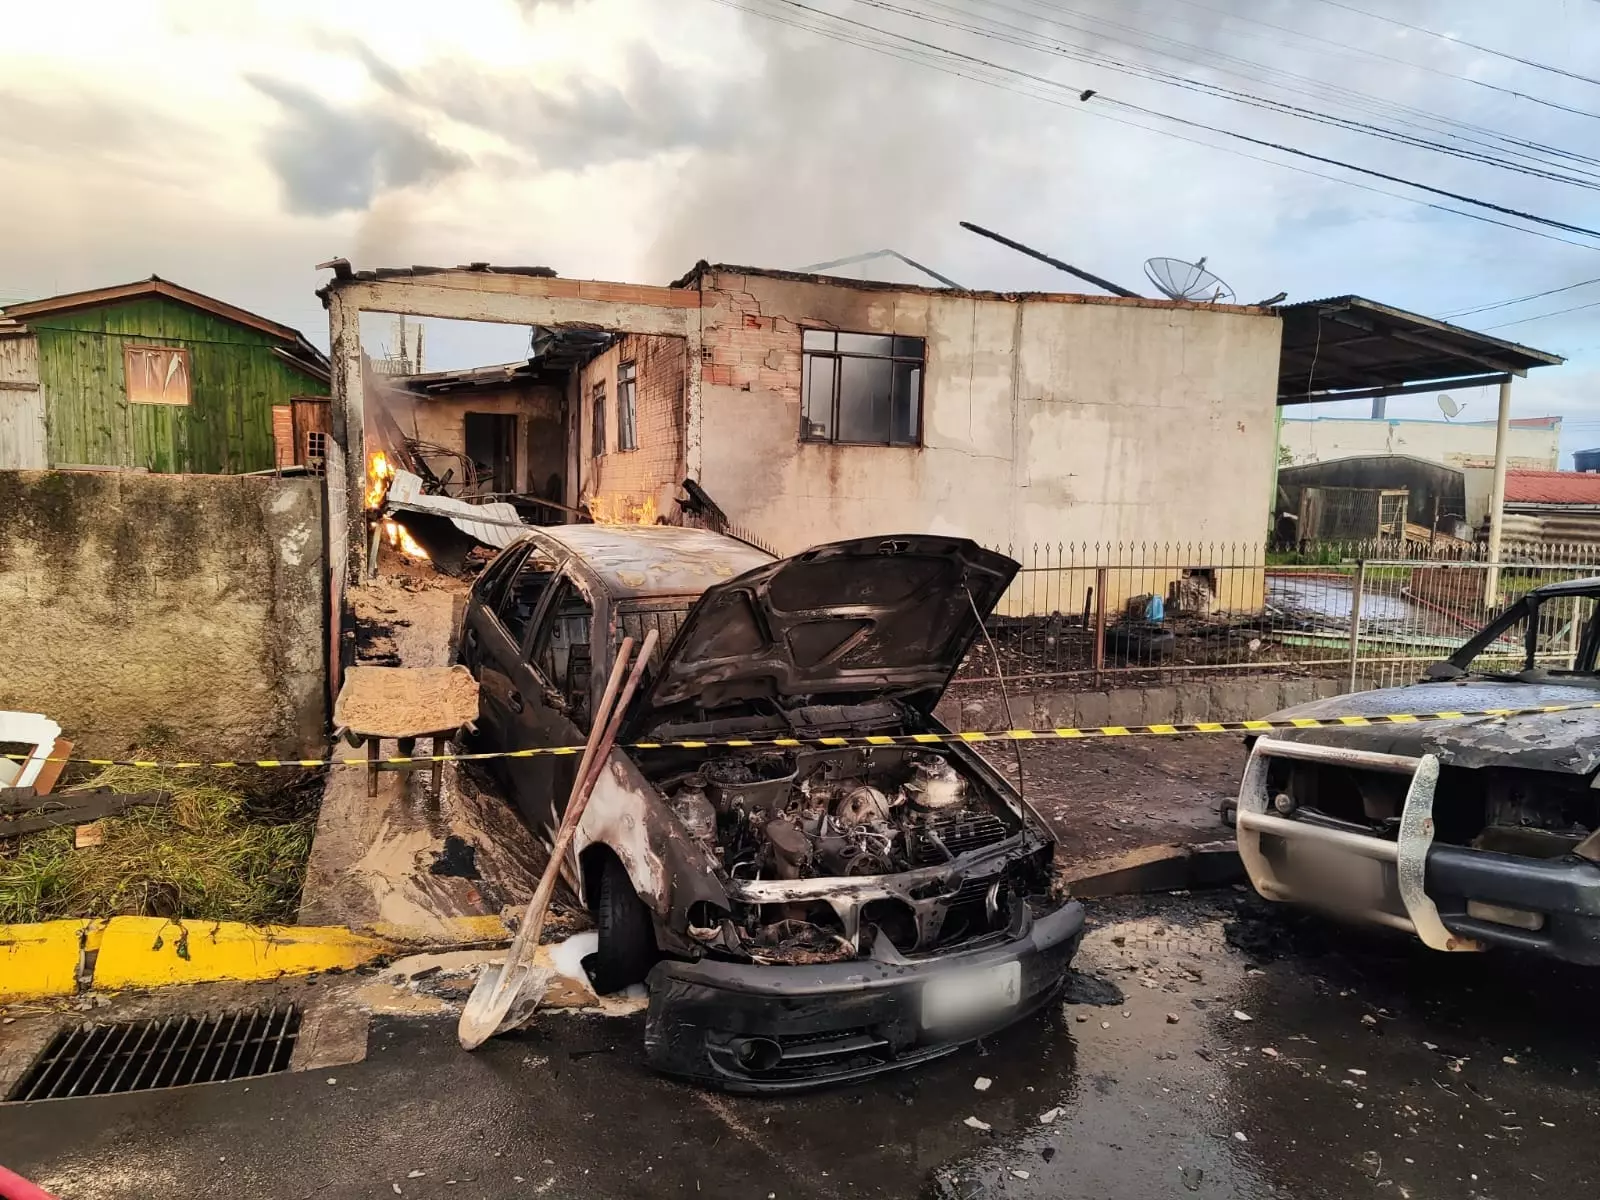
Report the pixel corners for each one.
[1422,660,1464,682]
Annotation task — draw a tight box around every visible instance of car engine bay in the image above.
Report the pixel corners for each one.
[645,745,1053,963]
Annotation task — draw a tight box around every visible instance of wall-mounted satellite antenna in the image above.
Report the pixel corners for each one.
[1438,393,1465,421]
[1143,257,1236,304]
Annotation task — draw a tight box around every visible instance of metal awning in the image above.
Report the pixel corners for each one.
[1277,295,1563,406]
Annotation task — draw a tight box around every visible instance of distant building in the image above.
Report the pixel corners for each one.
[1279,414,1561,473]
[1574,447,1600,473]
[1493,469,1600,548]
[1275,455,1469,546]
[0,276,329,473]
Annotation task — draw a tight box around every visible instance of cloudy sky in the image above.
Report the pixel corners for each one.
[5,0,1600,456]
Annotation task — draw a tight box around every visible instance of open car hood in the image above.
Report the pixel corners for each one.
[631,535,1017,731]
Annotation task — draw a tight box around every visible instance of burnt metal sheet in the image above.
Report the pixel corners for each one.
[385,470,526,551]
[532,525,774,601]
[633,535,1018,729]
[1262,681,1600,773]
[1278,295,1563,404]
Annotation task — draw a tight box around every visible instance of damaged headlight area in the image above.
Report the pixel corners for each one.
[648,745,1060,965]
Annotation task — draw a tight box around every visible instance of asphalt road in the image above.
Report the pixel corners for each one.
[5,892,1598,1199]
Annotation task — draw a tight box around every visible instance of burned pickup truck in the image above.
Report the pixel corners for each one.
[1227,577,1600,964]
[457,527,1083,1089]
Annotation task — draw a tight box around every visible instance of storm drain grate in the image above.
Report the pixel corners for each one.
[6,1006,302,1102]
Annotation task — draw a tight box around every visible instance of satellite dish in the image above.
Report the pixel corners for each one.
[1143,256,1237,304]
[1438,393,1463,420]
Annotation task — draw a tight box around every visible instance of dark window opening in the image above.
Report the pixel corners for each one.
[800,331,923,447]
[592,380,607,457]
[533,580,596,728]
[617,361,638,451]
[496,549,560,647]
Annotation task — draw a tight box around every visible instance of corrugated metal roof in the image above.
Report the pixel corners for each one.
[1505,470,1600,506]
[1278,295,1562,404]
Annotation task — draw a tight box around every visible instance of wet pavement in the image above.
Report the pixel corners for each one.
[5,892,1599,1199]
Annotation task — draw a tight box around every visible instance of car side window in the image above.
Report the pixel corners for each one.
[495,549,560,647]
[531,578,596,729]
[473,543,527,613]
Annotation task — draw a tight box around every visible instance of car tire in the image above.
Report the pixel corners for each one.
[591,851,658,994]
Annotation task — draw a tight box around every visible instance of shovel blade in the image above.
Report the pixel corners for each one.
[457,961,556,1050]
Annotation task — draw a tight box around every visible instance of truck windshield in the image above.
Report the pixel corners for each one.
[1445,588,1600,678]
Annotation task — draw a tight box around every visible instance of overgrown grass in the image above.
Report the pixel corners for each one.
[0,766,316,926]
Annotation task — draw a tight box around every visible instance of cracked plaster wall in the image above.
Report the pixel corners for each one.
[692,270,1281,610]
[0,470,327,759]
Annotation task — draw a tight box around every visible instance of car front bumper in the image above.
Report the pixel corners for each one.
[642,900,1085,1092]
[1235,737,1600,965]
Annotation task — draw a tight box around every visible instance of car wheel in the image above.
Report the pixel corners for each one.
[591,851,658,993]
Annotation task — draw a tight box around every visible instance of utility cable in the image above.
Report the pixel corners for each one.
[1115,0,1600,123]
[1441,276,1600,319]
[863,0,1600,190]
[1306,0,1600,90]
[724,0,1600,243]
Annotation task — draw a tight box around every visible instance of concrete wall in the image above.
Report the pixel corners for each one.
[939,675,1350,735]
[0,470,327,759]
[576,334,687,522]
[409,384,565,498]
[1281,417,1560,472]
[692,271,1282,595]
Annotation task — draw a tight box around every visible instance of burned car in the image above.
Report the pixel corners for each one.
[1227,577,1600,964]
[457,526,1083,1089]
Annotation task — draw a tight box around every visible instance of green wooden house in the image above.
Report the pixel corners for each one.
[0,277,330,474]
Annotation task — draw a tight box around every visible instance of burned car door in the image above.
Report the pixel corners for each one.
[472,543,562,769]
[502,569,595,844]
[458,541,533,751]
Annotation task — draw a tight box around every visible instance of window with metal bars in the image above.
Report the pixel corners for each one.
[592,379,607,457]
[305,430,328,475]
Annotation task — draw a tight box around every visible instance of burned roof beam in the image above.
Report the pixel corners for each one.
[1279,372,1511,406]
[1322,310,1529,377]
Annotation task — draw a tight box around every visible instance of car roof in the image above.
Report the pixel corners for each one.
[1530,576,1600,599]
[530,524,776,600]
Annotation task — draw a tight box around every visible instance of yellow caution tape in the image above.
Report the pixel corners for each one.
[1,702,1592,772]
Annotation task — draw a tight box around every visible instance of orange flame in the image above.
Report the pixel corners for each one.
[588,493,660,526]
[365,450,394,509]
[384,519,429,561]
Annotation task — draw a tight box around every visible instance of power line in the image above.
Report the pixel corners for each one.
[745,0,1600,240]
[1015,0,1600,167]
[716,0,1600,252]
[1307,0,1600,89]
[879,0,1600,190]
[1441,276,1600,318]
[1152,0,1600,122]
[1480,298,1600,329]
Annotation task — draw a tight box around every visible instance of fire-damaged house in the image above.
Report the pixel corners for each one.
[320,259,1285,609]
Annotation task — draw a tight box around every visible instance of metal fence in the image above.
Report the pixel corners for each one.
[956,539,1600,691]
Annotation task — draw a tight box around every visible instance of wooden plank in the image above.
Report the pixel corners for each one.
[29,738,72,797]
[0,789,166,837]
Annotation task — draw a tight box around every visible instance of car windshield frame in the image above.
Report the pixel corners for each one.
[1439,586,1600,681]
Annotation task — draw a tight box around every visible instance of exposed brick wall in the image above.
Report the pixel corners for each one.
[697,278,804,404]
[408,383,564,496]
[576,333,686,520]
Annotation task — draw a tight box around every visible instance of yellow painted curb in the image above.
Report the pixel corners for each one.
[93,918,393,990]
[368,915,512,947]
[0,914,514,999]
[0,919,105,1001]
